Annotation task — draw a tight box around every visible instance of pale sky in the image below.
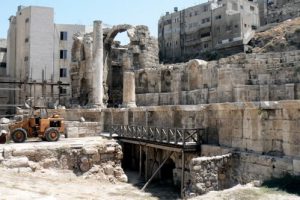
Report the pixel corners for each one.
[0,0,206,43]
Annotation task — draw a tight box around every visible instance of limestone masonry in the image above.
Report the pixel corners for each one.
[0,1,300,199]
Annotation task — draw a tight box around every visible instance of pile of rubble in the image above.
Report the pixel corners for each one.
[250,17,300,53]
[0,137,127,183]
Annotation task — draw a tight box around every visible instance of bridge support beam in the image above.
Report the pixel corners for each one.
[139,144,142,177]
[181,150,185,199]
[145,146,148,181]
[141,151,173,192]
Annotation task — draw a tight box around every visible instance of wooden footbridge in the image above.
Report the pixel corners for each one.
[108,125,205,198]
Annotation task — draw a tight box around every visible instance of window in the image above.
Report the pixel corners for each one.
[216,27,221,33]
[194,11,198,16]
[215,15,222,20]
[202,18,210,24]
[250,6,255,11]
[244,24,247,28]
[25,18,29,23]
[232,2,238,10]
[25,37,29,43]
[60,68,67,77]
[204,43,209,49]
[59,87,67,94]
[24,56,28,61]
[0,48,7,52]
[0,62,6,68]
[252,25,257,30]
[234,24,239,28]
[240,5,244,9]
[226,25,232,31]
[60,50,67,59]
[229,38,233,42]
[203,5,208,12]
[201,32,211,38]
[60,31,68,41]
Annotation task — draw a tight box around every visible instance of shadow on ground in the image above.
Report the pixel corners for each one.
[262,174,300,196]
[125,170,181,200]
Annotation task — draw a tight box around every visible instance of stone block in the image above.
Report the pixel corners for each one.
[101,153,115,161]
[3,147,13,158]
[3,157,29,168]
[66,127,79,138]
[293,159,300,175]
[78,127,92,137]
[12,148,36,157]
[41,158,59,169]
[83,147,98,155]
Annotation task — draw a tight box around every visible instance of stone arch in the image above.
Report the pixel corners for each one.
[104,24,135,46]
[103,24,137,108]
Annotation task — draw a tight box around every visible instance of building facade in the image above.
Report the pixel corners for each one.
[6,6,85,108]
[158,0,259,63]
[0,39,10,116]
[0,39,6,75]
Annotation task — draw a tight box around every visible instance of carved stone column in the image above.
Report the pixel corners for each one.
[92,20,104,107]
[122,53,136,108]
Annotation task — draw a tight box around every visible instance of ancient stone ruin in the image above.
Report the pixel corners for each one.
[1,16,300,199]
[67,19,300,197]
[70,22,158,108]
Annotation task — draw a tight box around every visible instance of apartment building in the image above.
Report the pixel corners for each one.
[7,5,85,107]
[158,0,259,63]
[0,39,6,76]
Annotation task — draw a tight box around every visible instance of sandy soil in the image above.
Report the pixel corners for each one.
[0,168,299,200]
[0,168,156,200]
[191,184,300,200]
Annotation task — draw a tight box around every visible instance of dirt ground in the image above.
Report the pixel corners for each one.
[0,168,299,200]
[191,184,300,200]
[0,168,156,200]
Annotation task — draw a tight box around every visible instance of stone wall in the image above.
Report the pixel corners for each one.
[0,137,127,183]
[231,151,300,184]
[65,121,102,138]
[64,100,300,161]
[47,109,102,122]
[189,154,232,195]
[101,101,300,187]
[135,51,300,106]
